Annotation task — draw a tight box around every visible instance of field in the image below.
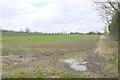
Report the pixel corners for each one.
[2,35,118,78]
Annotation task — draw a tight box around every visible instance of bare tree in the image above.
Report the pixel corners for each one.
[94,0,120,39]
[25,28,31,33]
[94,1,120,23]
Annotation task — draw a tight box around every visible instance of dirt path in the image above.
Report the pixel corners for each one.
[91,35,118,78]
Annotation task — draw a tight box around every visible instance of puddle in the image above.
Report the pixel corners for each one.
[82,61,88,64]
[64,59,87,71]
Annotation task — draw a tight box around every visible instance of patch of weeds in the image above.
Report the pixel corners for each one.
[49,72,59,75]
[98,39,118,78]
[34,74,46,78]
[32,69,47,78]
[16,71,29,78]
[104,39,118,49]
[60,73,76,78]
[79,71,100,78]
[103,61,118,71]
[47,71,60,77]
[33,68,44,74]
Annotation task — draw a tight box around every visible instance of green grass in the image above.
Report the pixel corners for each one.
[2,35,101,55]
[3,35,100,44]
[2,35,100,40]
[60,73,77,78]
[17,72,29,78]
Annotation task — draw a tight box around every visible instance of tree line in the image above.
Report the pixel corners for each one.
[1,28,103,35]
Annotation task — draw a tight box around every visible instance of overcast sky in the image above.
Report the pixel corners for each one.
[0,0,105,33]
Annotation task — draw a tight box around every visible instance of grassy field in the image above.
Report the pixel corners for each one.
[2,35,100,44]
[2,35,118,78]
[2,35,100,55]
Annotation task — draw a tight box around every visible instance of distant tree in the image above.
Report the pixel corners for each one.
[34,31,38,33]
[87,31,96,35]
[25,28,31,33]
[2,29,9,32]
[70,32,75,34]
[96,32,102,35]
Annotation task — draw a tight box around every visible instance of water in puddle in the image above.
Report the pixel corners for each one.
[64,59,87,71]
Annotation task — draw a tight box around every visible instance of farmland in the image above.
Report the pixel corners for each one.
[2,35,118,78]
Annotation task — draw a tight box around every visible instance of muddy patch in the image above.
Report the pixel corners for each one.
[84,58,104,74]
[62,58,104,74]
[2,55,31,67]
[63,59,87,72]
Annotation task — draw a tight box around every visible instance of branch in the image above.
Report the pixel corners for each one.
[108,2,119,13]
